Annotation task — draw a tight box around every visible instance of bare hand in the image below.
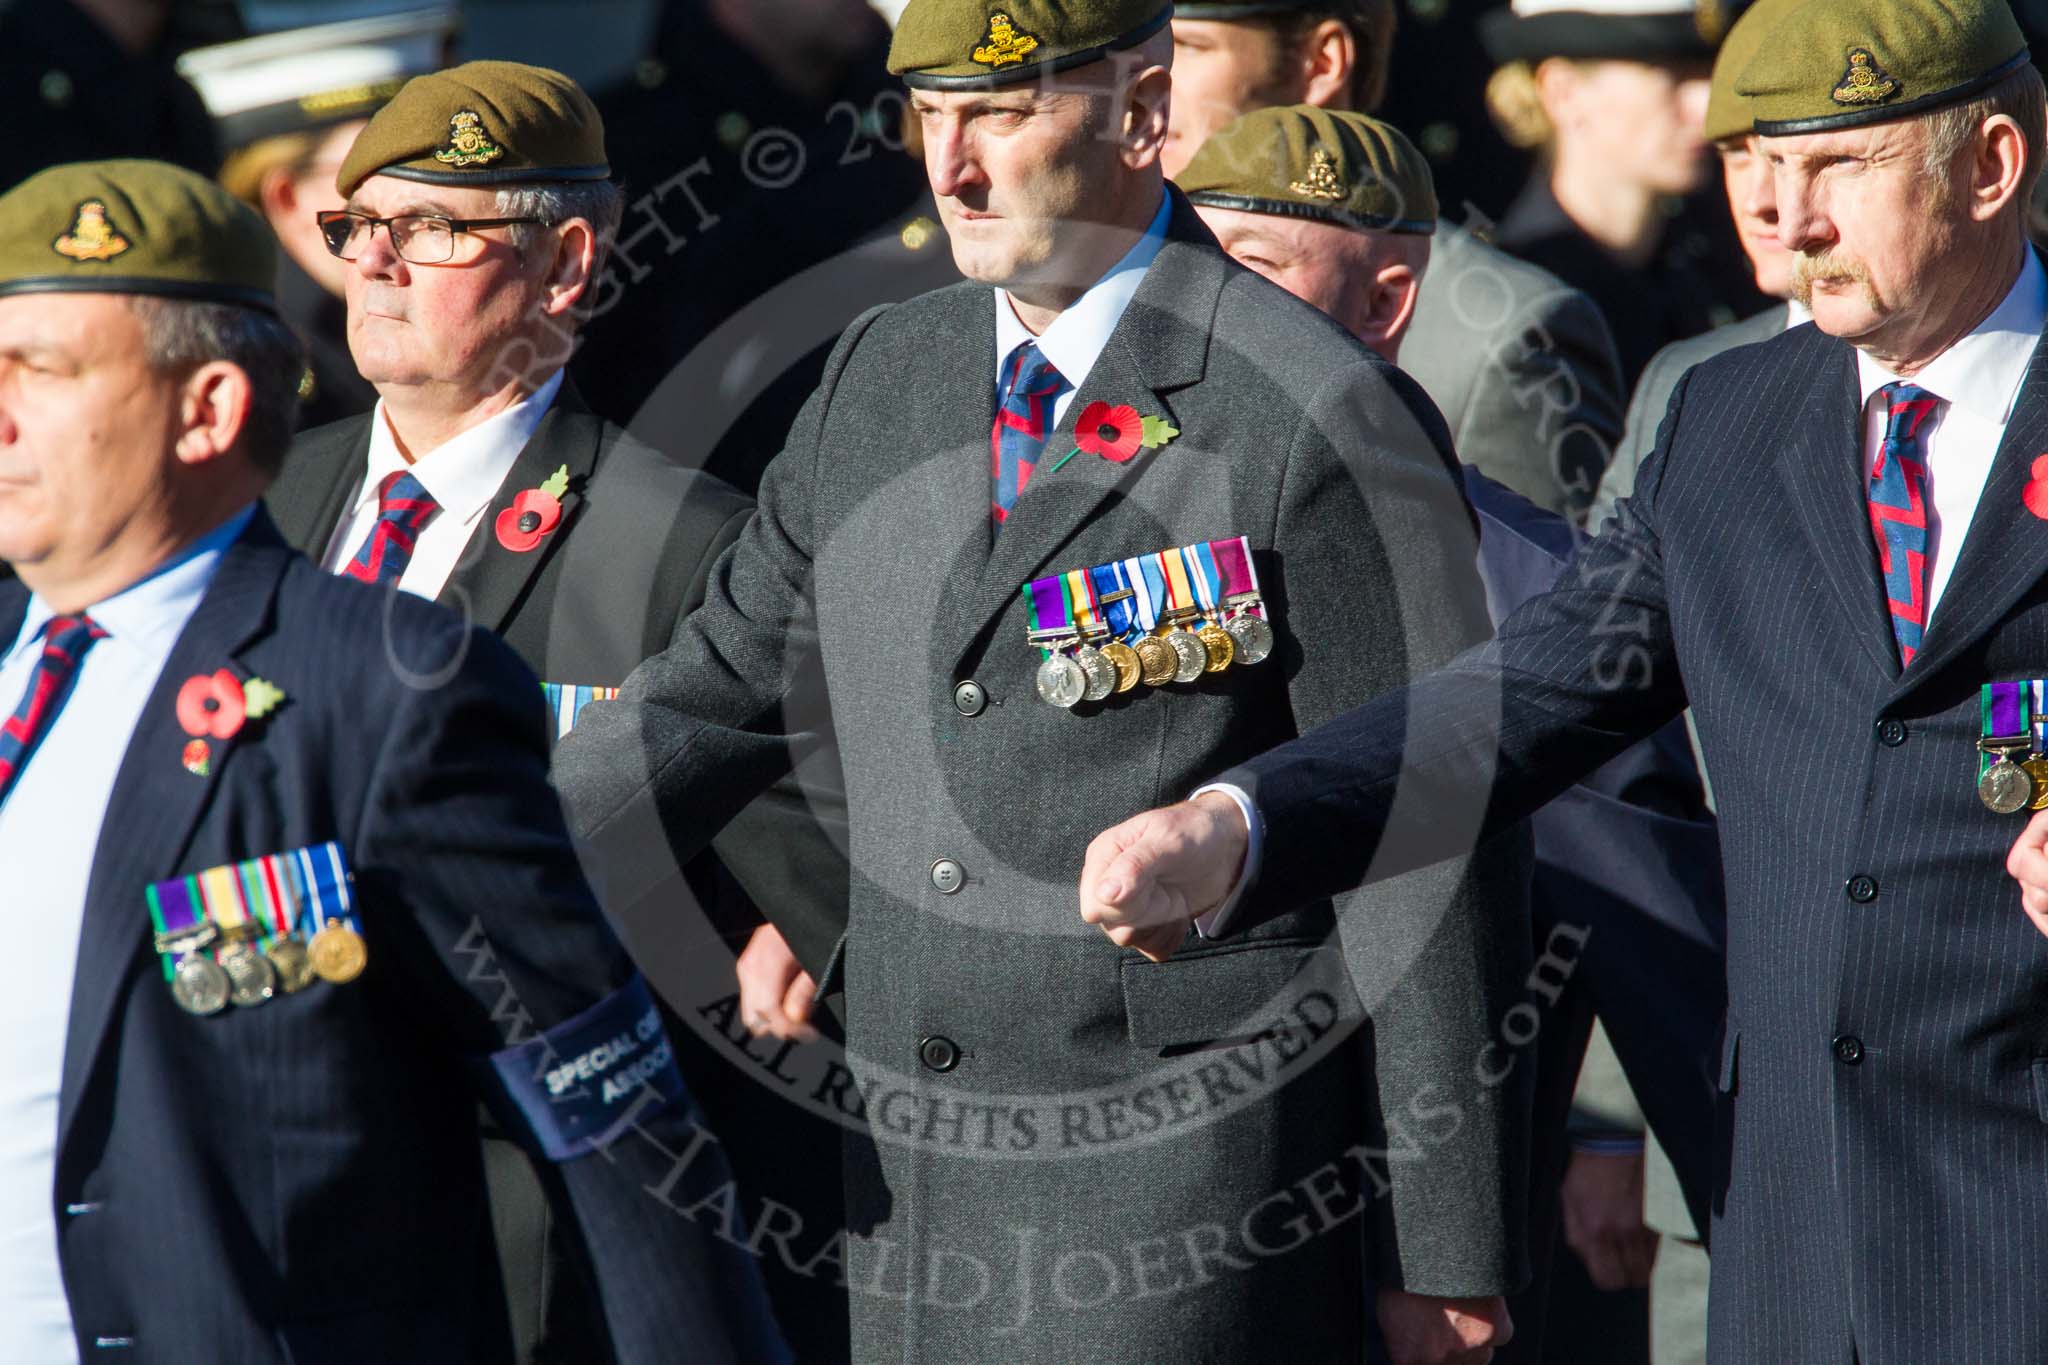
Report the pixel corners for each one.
[1376,1288,1513,1365]
[1560,1147,1658,1291]
[2005,808,2048,940]
[735,923,818,1042]
[1079,792,1249,962]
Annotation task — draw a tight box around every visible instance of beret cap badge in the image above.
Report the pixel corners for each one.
[433,109,505,167]
[1831,48,1901,107]
[1288,148,1348,202]
[52,200,130,262]
[972,12,1042,68]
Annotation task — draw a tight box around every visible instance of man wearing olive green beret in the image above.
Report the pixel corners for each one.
[261,58,831,1365]
[555,1,1535,1362]
[1165,0,1628,525]
[1084,1,2048,1361]
[0,159,786,1364]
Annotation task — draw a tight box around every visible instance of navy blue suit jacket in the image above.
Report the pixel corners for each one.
[22,513,786,1364]
[1465,469,1727,1236]
[1223,320,2048,1364]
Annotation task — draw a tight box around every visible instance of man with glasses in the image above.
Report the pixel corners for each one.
[265,59,846,1365]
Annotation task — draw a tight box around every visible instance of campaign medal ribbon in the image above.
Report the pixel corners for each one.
[1154,547,1209,684]
[248,852,315,994]
[1123,554,1178,687]
[1210,535,1275,665]
[1182,543,1236,673]
[1978,681,2034,813]
[1065,568,1118,703]
[297,841,367,984]
[541,683,621,743]
[199,862,278,1008]
[145,875,229,1015]
[2028,681,2048,813]
[1024,574,1087,709]
[1089,562,1142,694]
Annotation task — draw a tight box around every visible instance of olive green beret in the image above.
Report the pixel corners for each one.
[1737,0,2029,136]
[889,0,1172,89]
[336,60,607,197]
[1179,105,1438,234]
[1704,0,1804,141]
[0,159,276,311]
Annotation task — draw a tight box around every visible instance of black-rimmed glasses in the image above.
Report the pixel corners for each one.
[315,209,543,265]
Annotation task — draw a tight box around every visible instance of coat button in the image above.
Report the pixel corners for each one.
[930,859,964,894]
[1876,718,1908,747]
[952,680,986,717]
[919,1035,960,1072]
[1845,875,1879,904]
[1832,1034,1864,1066]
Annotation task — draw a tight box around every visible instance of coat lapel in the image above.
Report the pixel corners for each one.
[268,420,371,557]
[1903,324,2048,687]
[58,513,289,1146]
[437,385,603,635]
[1773,337,1903,681]
[950,193,1217,661]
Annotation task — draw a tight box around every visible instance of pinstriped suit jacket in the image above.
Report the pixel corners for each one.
[1216,311,2048,1365]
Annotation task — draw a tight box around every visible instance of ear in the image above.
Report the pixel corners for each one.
[1298,19,1357,110]
[1531,56,1582,128]
[1354,260,1421,361]
[1967,112,2030,224]
[1120,61,1174,170]
[172,361,254,468]
[256,166,299,227]
[537,218,599,318]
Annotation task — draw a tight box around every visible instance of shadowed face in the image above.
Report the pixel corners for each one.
[1164,18,1297,179]
[1719,135,1794,299]
[0,293,185,575]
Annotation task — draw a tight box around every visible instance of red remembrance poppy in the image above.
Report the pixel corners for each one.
[1075,402,1144,463]
[495,487,563,553]
[177,669,246,739]
[2026,455,2048,522]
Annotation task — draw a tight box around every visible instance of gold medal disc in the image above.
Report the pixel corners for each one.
[1134,636,1178,687]
[2024,758,2048,812]
[1197,625,1235,672]
[1101,641,1141,693]
[309,919,369,984]
[266,936,316,993]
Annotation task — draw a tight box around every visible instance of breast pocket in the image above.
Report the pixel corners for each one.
[1119,937,1359,1050]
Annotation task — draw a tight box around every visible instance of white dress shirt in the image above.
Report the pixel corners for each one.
[0,505,252,1364]
[1856,248,2046,621]
[1197,252,2047,939]
[992,193,1170,420]
[320,370,565,600]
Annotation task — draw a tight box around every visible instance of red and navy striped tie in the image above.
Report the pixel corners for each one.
[1868,381,1939,665]
[991,341,1068,528]
[0,613,107,806]
[343,470,439,586]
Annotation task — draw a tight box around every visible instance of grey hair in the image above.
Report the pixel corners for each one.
[494,180,626,273]
[128,297,306,477]
[1923,63,2047,207]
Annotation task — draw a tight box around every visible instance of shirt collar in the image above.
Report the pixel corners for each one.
[358,370,566,525]
[1855,248,2047,424]
[1786,297,1812,328]
[994,190,1171,393]
[7,503,254,667]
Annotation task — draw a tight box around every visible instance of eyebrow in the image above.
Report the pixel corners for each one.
[342,197,467,217]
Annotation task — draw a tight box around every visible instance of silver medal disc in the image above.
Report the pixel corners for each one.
[1225,614,1276,666]
[171,953,231,1015]
[219,942,277,1008]
[1166,629,1208,684]
[1075,645,1117,703]
[1035,653,1088,709]
[1980,759,2034,815]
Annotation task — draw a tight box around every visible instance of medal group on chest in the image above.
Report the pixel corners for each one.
[1976,680,2048,814]
[1023,535,1276,710]
[145,841,366,1016]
